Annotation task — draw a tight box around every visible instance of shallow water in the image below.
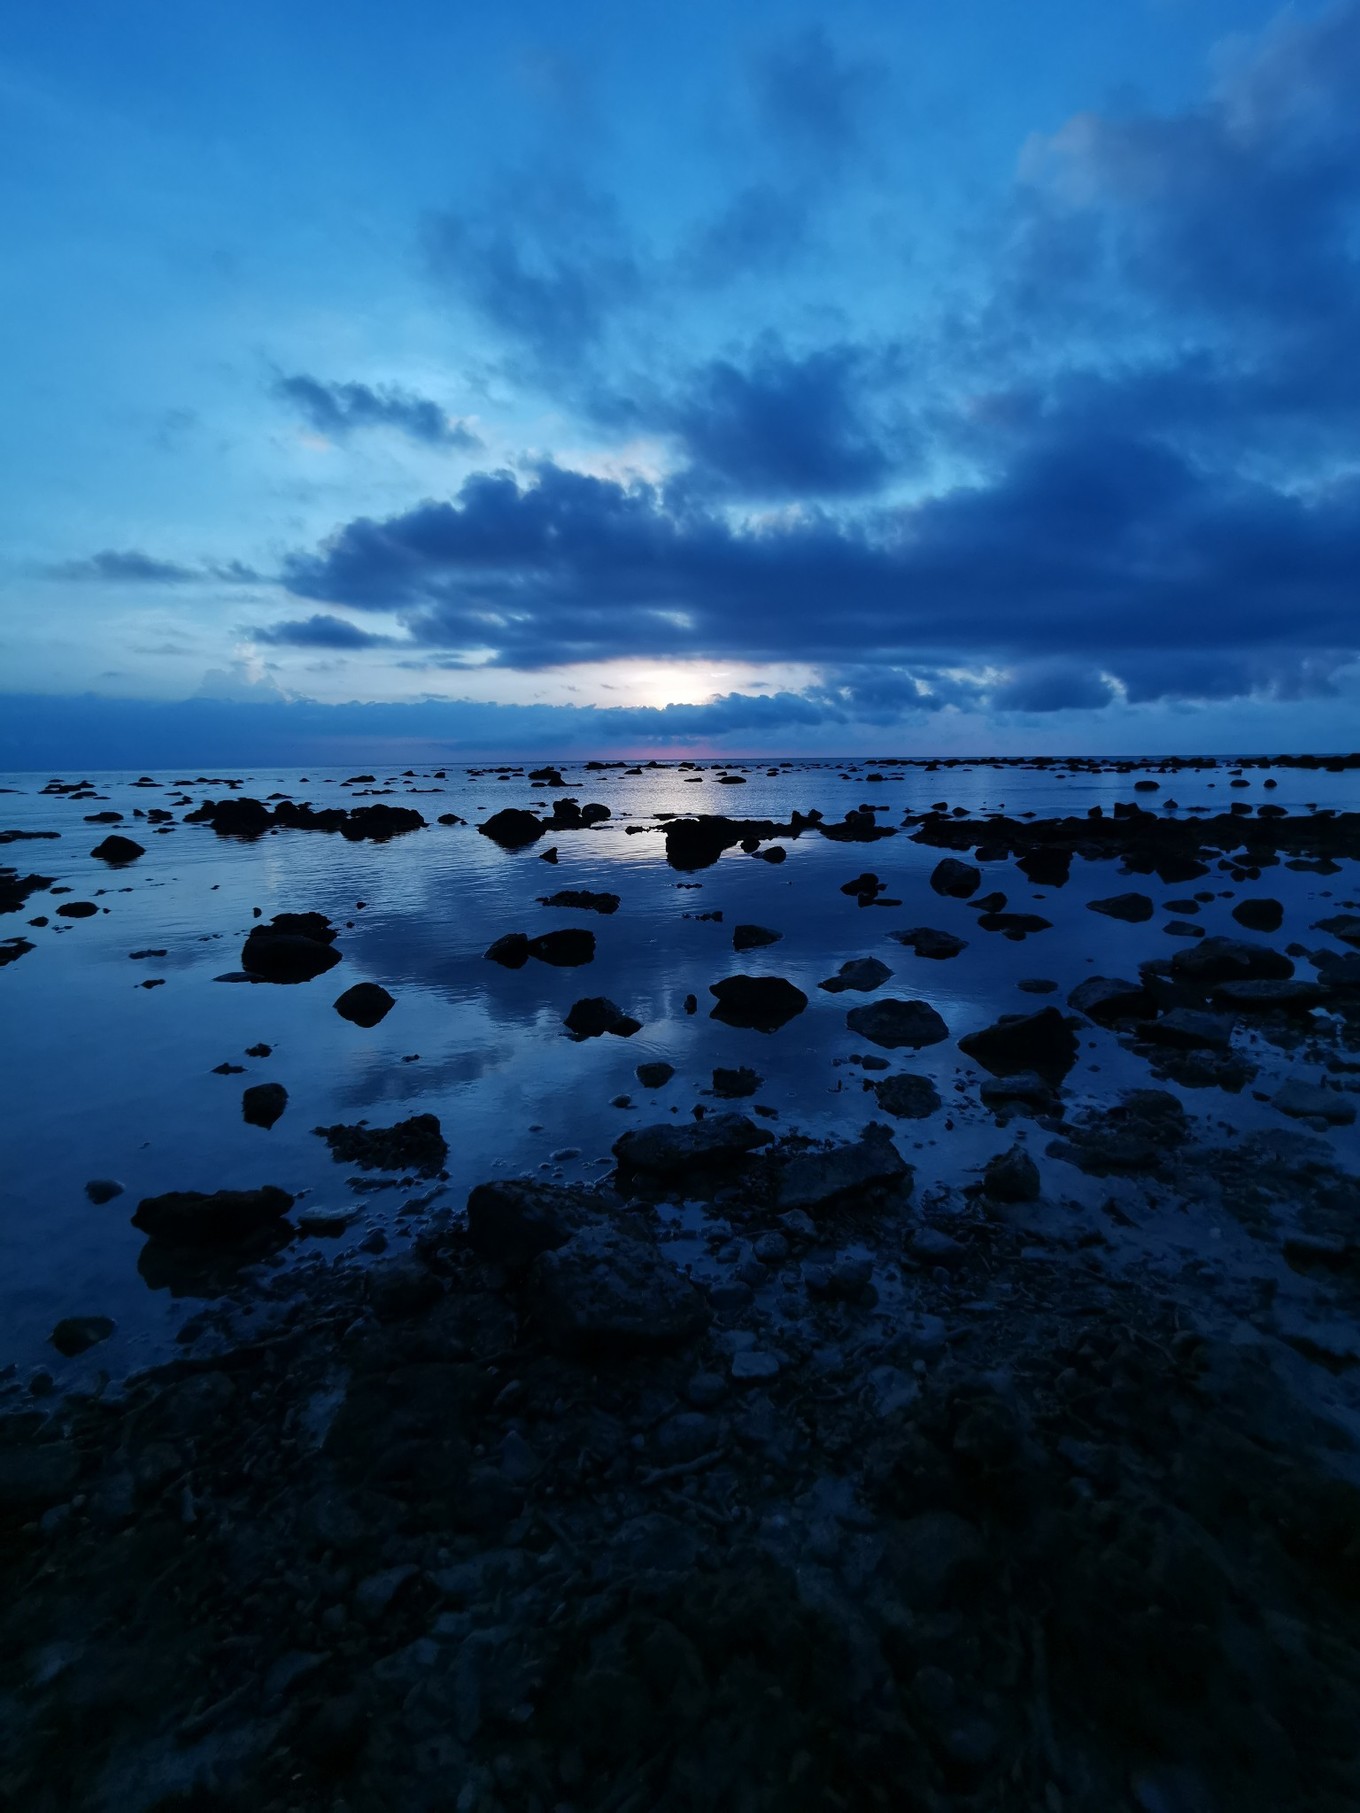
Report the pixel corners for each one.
[2,755,1357,1378]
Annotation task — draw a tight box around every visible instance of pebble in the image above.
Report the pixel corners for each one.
[731,1350,780,1382]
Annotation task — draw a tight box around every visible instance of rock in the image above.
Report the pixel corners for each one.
[958,1007,1079,1082]
[1049,1089,1189,1176]
[979,1071,1056,1112]
[889,1510,985,1609]
[334,982,396,1026]
[614,1113,773,1174]
[90,834,145,864]
[56,901,97,918]
[731,1350,780,1382]
[819,957,892,993]
[891,927,967,960]
[1016,847,1073,886]
[1314,913,1360,947]
[754,844,787,863]
[873,1072,941,1118]
[488,928,596,967]
[930,858,980,898]
[527,1225,709,1356]
[975,911,1052,940]
[478,808,546,848]
[132,1184,295,1246]
[1016,978,1057,994]
[49,1314,116,1356]
[844,997,949,1049]
[708,974,808,1031]
[1232,898,1284,932]
[733,924,782,952]
[564,996,641,1038]
[1067,976,1159,1025]
[1273,1080,1356,1124]
[465,1179,598,1270]
[485,932,530,968]
[242,1082,288,1129]
[0,937,35,966]
[242,913,341,983]
[982,1147,1041,1202]
[537,889,620,914]
[83,1178,124,1204]
[775,1123,908,1213]
[636,1061,675,1088]
[1212,978,1329,1012]
[313,1114,447,1175]
[712,1065,762,1098]
[0,1442,80,1512]
[1088,892,1154,923]
[355,1563,419,1620]
[1139,1008,1233,1051]
[367,1256,442,1320]
[1169,936,1294,986]
[686,1372,728,1407]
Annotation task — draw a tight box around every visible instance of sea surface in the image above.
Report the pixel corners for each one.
[2,755,1358,1380]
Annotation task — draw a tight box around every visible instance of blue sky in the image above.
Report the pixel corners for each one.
[2,0,1358,761]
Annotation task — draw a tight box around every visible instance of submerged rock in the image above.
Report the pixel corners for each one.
[709,974,808,1031]
[1273,1080,1356,1124]
[635,1061,675,1088]
[844,997,949,1050]
[50,1315,116,1357]
[1232,898,1284,933]
[819,957,892,993]
[537,889,620,914]
[712,1065,762,1098]
[132,1185,295,1246]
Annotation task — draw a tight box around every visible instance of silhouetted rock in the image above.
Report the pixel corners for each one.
[50,1315,116,1357]
[83,1178,124,1204]
[982,1147,1040,1202]
[90,834,145,864]
[891,927,967,959]
[959,1006,1079,1082]
[1170,936,1293,986]
[334,982,396,1027]
[479,808,547,848]
[733,924,782,952]
[132,1185,295,1246]
[873,1073,941,1118]
[242,1082,288,1128]
[930,858,980,898]
[537,889,620,914]
[819,957,892,993]
[1068,976,1158,1025]
[712,1066,762,1098]
[614,1114,773,1174]
[775,1123,909,1213]
[709,974,808,1031]
[564,997,641,1039]
[1231,898,1284,932]
[242,913,341,983]
[1088,893,1154,923]
[845,998,949,1049]
[636,1061,674,1088]
[313,1114,447,1175]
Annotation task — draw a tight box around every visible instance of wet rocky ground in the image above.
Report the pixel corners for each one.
[2,756,1360,1810]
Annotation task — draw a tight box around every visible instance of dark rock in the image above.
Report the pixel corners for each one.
[959,1006,1079,1082]
[873,1073,942,1118]
[614,1113,773,1174]
[982,1147,1040,1202]
[776,1123,909,1213]
[1170,936,1294,986]
[1232,898,1284,932]
[466,1179,598,1270]
[537,889,620,914]
[979,1071,1057,1112]
[367,1257,442,1320]
[485,932,531,968]
[0,937,34,966]
[733,923,782,952]
[1273,1080,1355,1124]
[636,1061,675,1088]
[564,996,641,1038]
[0,1441,80,1512]
[1049,1089,1189,1176]
[1068,976,1159,1025]
[132,1184,295,1246]
[50,1315,116,1357]
[1314,913,1360,947]
[527,1225,709,1356]
[1016,847,1072,886]
[90,834,145,864]
[712,1065,762,1098]
[930,858,981,898]
[1016,978,1057,994]
[819,956,892,993]
[1212,978,1330,1012]
[528,927,596,966]
[313,1114,447,1175]
[845,997,949,1049]
[975,911,1052,939]
[1139,1008,1233,1051]
[1088,892,1154,923]
[334,982,396,1027]
[478,808,546,848]
[709,974,808,1031]
[56,901,98,918]
[242,1082,288,1128]
[242,913,341,983]
[83,1178,124,1204]
[891,927,967,960]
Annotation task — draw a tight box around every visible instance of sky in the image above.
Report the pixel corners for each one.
[2,0,1359,764]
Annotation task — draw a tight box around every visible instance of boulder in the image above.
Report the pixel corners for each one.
[313,1114,447,1175]
[466,1179,598,1270]
[982,1147,1040,1202]
[242,913,341,983]
[819,957,892,993]
[1211,978,1329,1013]
[478,808,546,848]
[90,834,145,864]
[709,974,808,1031]
[930,858,981,898]
[334,983,396,1027]
[891,927,967,960]
[1170,936,1293,986]
[979,1072,1057,1113]
[635,1062,675,1089]
[242,1082,288,1128]
[564,997,641,1039]
[614,1113,773,1174]
[1139,1008,1233,1051]
[1088,893,1154,923]
[873,1073,941,1118]
[1314,913,1360,948]
[844,998,949,1050]
[526,1225,709,1357]
[50,1315,116,1356]
[712,1066,761,1098]
[958,1006,1078,1082]
[1273,1081,1356,1124]
[132,1185,295,1246]
[485,932,531,968]
[732,924,782,952]
[528,928,595,967]
[775,1123,909,1213]
[1067,976,1158,1025]
[1232,898,1284,933]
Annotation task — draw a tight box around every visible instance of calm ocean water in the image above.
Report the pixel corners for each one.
[2,755,1357,1377]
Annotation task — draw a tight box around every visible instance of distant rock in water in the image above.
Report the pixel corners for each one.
[819,957,892,993]
[1169,936,1293,986]
[537,889,620,915]
[242,912,341,983]
[242,1082,288,1128]
[635,1061,674,1089]
[185,797,424,841]
[1231,898,1284,933]
[930,858,981,898]
[313,1114,447,1175]
[958,1006,1078,1083]
[891,927,966,960]
[83,1178,125,1204]
[487,929,596,968]
[614,1113,773,1174]
[90,834,145,864]
[563,997,641,1039]
[844,998,948,1050]
[0,936,34,967]
[712,1065,762,1098]
[709,974,808,1032]
[132,1185,295,1246]
[733,924,781,952]
[1067,976,1158,1025]
[1088,892,1154,923]
[334,982,396,1026]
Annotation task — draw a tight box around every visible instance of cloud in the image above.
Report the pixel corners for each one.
[989,662,1116,714]
[251,613,399,650]
[754,25,883,164]
[273,374,482,449]
[49,550,263,585]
